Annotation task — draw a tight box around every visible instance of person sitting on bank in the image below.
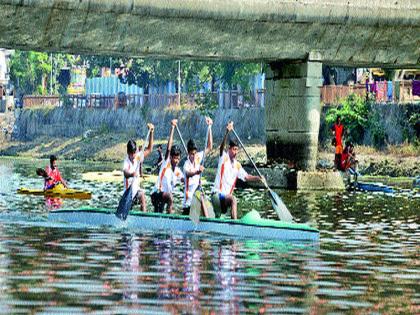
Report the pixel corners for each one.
[331,115,345,171]
[123,123,155,212]
[44,155,68,190]
[342,141,358,176]
[211,121,263,220]
[151,119,184,214]
[182,117,213,216]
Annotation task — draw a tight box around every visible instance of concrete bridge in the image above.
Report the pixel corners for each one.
[0,0,419,169]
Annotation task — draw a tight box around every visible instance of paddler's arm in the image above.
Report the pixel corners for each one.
[123,169,135,179]
[165,119,177,160]
[245,174,264,182]
[59,173,69,188]
[185,165,204,178]
[205,117,213,155]
[220,121,233,157]
[143,123,155,158]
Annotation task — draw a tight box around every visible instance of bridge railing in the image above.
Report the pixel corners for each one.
[22,90,265,109]
[20,81,419,109]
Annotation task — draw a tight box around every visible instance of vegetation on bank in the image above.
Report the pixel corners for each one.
[325,94,419,149]
[9,50,262,97]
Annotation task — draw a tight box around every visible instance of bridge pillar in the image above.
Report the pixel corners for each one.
[265,60,323,170]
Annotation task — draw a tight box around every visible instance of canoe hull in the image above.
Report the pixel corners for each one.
[49,209,319,242]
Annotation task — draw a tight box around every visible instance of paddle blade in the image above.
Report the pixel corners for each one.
[190,190,215,224]
[116,186,133,221]
[204,196,215,219]
[189,195,201,225]
[36,168,48,178]
[268,189,293,222]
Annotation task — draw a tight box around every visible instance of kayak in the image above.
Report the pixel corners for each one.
[49,208,319,241]
[17,183,92,199]
[352,182,395,194]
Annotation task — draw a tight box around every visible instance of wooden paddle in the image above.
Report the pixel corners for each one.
[189,125,215,223]
[175,125,214,224]
[116,129,151,220]
[36,168,49,178]
[231,128,294,222]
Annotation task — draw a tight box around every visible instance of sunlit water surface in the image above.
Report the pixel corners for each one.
[0,157,419,314]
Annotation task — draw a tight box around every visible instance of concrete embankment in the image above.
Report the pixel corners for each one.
[12,103,419,147]
[12,106,265,143]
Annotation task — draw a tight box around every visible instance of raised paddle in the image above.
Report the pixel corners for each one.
[116,129,151,220]
[189,125,215,223]
[175,125,214,223]
[175,125,188,154]
[231,128,294,222]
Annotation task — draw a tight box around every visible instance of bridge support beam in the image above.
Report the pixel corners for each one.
[265,60,323,171]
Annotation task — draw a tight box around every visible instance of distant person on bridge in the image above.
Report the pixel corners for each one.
[211,121,263,220]
[182,116,213,216]
[331,116,345,171]
[151,119,184,214]
[123,123,155,212]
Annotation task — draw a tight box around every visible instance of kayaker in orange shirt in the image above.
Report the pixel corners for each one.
[44,155,68,190]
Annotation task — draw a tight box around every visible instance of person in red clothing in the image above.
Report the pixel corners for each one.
[341,141,355,171]
[44,155,68,190]
[331,116,345,170]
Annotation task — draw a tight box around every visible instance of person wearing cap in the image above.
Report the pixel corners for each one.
[182,117,213,215]
[211,121,263,219]
[123,123,155,212]
[151,119,184,214]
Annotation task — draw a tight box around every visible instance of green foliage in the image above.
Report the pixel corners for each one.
[408,111,420,143]
[194,93,219,118]
[10,50,261,100]
[408,112,420,129]
[9,51,52,95]
[326,94,370,143]
[370,111,387,148]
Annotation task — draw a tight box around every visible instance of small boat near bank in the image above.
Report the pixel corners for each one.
[347,181,395,194]
[49,208,319,241]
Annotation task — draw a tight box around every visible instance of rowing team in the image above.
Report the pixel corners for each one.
[124,118,265,220]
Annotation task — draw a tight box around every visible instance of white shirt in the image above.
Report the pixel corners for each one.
[212,151,248,195]
[123,151,144,196]
[183,151,204,207]
[154,157,183,194]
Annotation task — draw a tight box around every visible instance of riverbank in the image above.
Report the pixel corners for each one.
[0,131,267,170]
[1,133,418,179]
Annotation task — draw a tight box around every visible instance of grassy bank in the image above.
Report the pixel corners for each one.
[1,133,419,177]
[318,144,420,177]
[0,131,267,169]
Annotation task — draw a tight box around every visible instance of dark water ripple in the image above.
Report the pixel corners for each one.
[0,157,419,314]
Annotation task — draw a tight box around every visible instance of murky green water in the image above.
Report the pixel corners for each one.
[0,157,419,314]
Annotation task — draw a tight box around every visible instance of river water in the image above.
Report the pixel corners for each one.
[0,157,418,314]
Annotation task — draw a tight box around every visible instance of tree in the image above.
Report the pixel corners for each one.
[9,51,52,95]
[326,94,370,144]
